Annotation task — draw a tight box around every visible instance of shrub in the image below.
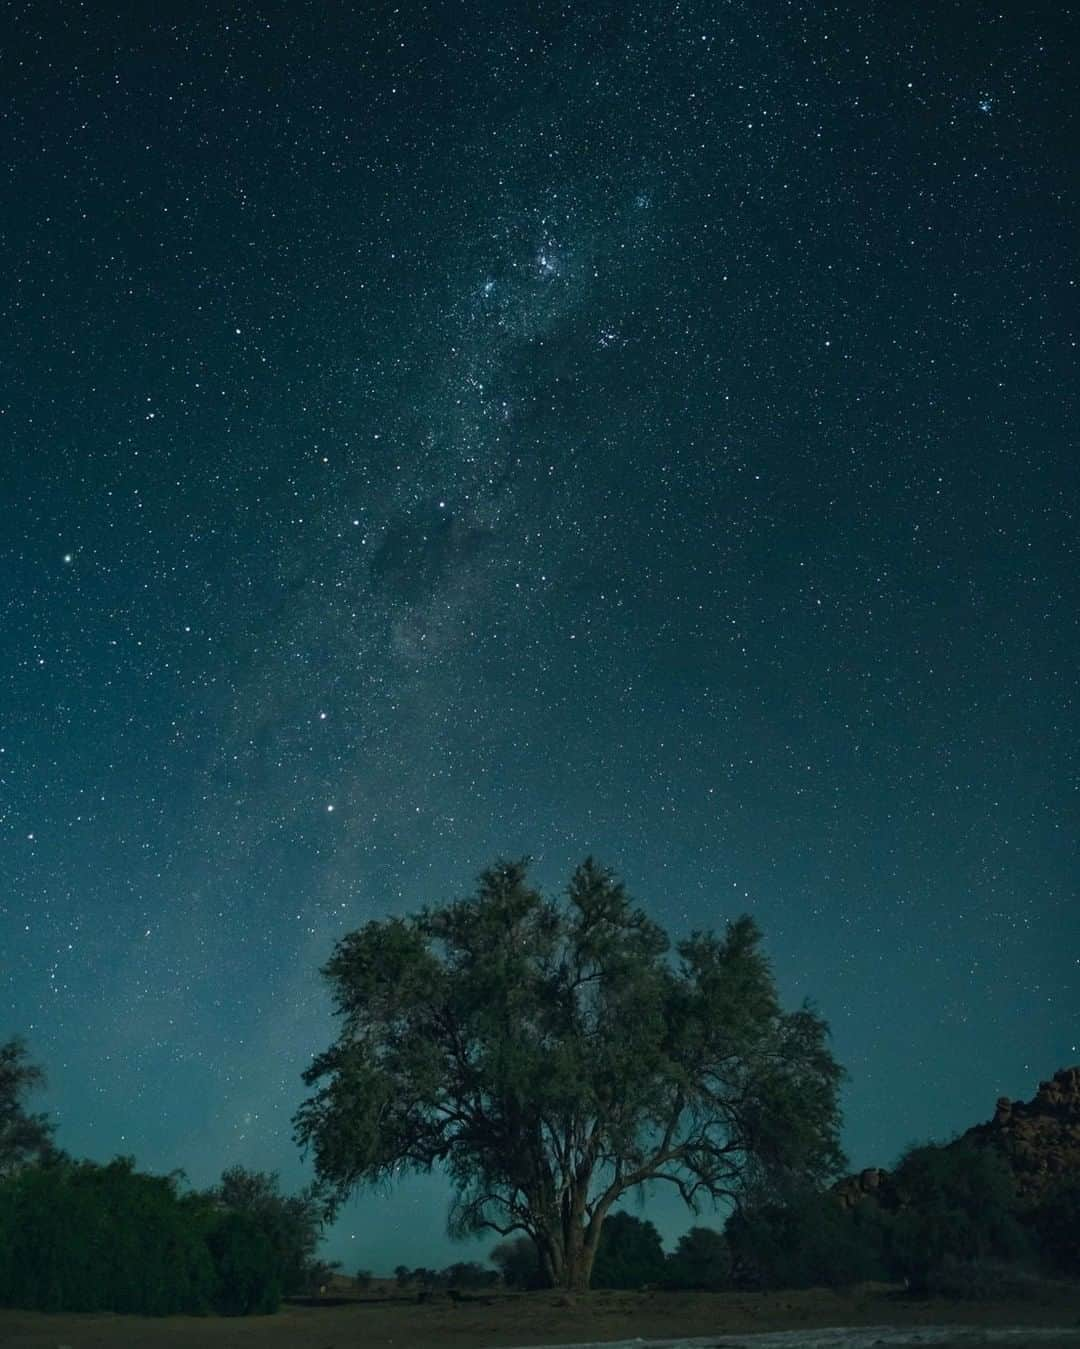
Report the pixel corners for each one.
[591,1211,667,1289]
[441,1260,499,1289]
[726,1189,890,1290]
[887,1143,1031,1291]
[490,1235,542,1289]
[207,1166,322,1295]
[0,1156,217,1315]
[1029,1178,1080,1277]
[662,1225,731,1290]
[205,1211,281,1315]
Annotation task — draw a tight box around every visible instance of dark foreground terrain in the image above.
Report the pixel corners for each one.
[1,1284,1079,1349]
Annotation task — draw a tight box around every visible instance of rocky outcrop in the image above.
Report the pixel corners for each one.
[958,1065,1080,1205]
[832,1166,901,1212]
[833,1065,1080,1210]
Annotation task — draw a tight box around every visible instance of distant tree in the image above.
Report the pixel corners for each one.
[441,1259,499,1290]
[662,1225,731,1290]
[394,1263,412,1285]
[355,1267,373,1289]
[887,1142,1031,1291]
[590,1211,666,1289]
[295,858,845,1291]
[490,1234,542,1289]
[0,1038,57,1178]
[208,1166,323,1295]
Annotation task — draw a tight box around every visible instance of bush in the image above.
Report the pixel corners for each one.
[887,1143,1031,1291]
[662,1225,731,1290]
[207,1166,322,1296]
[591,1211,667,1289]
[1029,1178,1080,1277]
[0,1156,217,1314]
[441,1260,499,1290]
[726,1189,890,1291]
[206,1211,281,1315]
[490,1235,542,1289]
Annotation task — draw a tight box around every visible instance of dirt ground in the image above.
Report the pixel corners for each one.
[0,1285,1078,1349]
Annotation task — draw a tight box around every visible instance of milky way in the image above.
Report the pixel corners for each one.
[2,1,1076,1272]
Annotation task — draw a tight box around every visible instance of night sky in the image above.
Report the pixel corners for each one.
[3,1,1077,1276]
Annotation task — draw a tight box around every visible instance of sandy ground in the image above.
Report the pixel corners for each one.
[0,1285,1078,1349]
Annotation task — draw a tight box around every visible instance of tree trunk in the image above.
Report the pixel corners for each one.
[562,1243,595,1292]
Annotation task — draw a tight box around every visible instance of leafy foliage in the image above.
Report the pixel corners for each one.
[887,1142,1031,1290]
[725,1187,891,1290]
[393,1259,500,1291]
[590,1210,666,1289]
[662,1225,731,1290]
[441,1260,501,1289]
[208,1165,322,1295]
[0,1156,217,1314]
[296,857,845,1289]
[0,1155,293,1315]
[1029,1176,1080,1277]
[489,1234,543,1289]
[205,1211,280,1315]
[0,1038,57,1178]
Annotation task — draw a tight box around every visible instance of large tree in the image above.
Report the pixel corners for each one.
[0,1037,56,1178]
[294,858,845,1291]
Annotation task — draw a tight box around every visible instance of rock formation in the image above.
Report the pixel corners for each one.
[958,1065,1080,1205]
[832,1165,901,1212]
[833,1065,1080,1210]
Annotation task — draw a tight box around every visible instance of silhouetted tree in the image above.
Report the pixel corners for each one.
[887,1142,1031,1291]
[490,1234,542,1289]
[437,1259,489,1289]
[0,1038,57,1177]
[208,1166,322,1295]
[662,1225,731,1290]
[355,1267,373,1289]
[206,1211,280,1315]
[295,858,845,1291]
[726,1186,890,1290]
[590,1210,666,1288]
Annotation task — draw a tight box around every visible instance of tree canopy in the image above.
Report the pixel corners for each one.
[295,857,846,1290]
